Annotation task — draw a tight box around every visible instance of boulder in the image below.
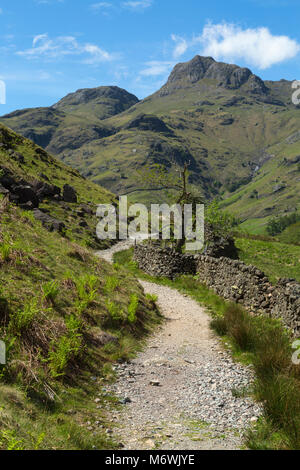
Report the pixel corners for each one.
[33,208,65,233]
[32,180,61,200]
[0,184,9,195]
[63,184,77,203]
[10,185,39,208]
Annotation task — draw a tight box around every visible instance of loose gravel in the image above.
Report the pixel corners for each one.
[96,245,262,450]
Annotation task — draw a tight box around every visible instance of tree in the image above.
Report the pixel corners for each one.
[138,161,203,252]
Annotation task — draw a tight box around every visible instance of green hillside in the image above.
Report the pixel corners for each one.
[0,123,116,249]
[2,56,300,231]
[0,126,160,450]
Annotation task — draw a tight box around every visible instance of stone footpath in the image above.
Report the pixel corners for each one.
[103,279,262,450]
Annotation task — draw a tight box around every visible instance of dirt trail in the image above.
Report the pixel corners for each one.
[96,243,261,450]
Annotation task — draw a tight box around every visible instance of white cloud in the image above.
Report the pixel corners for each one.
[171,34,188,59]
[90,2,113,12]
[140,61,175,76]
[194,22,300,69]
[170,23,300,69]
[122,0,153,10]
[16,34,114,64]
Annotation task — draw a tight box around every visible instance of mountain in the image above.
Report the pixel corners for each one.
[0,86,138,155]
[1,56,300,233]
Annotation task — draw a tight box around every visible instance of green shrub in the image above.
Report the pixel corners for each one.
[266,211,300,236]
[0,242,11,262]
[128,294,139,324]
[210,315,228,336]
[223,304,256,351]
[65,314,83,335]
[42,280,59,303]
[105,300,122,324]
[104,276,120,294]
[146,293,158,303]
[8,299,39,334]
[75,275,98,307]
[0,430,25,450]
[48,333,82,378]
[254,374,300,449]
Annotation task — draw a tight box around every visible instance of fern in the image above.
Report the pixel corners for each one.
[128,294,139,324]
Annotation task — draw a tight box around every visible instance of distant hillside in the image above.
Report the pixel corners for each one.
[1,86,138,155]
[2,57,300,232]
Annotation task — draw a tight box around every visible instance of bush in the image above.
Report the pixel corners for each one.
[128,294,139,324]
[105,300,122,325]
[74,275,98,309]
[211,302,300,449]
[206,200,239,237]
[146,293,158,303]
[48,333,82,378]
[42,280,59,303]
[266,211,300,236]
[104,276,120,294]
[0,242,11,262]
[224,304,256,351]
[8,299,39,334]
[210,315,228,336]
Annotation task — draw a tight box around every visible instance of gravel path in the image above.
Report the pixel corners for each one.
[96,244,261,450]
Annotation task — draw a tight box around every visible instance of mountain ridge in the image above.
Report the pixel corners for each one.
[1,55,300,233]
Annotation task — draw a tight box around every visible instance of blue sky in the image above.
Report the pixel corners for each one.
[1,0,300,114]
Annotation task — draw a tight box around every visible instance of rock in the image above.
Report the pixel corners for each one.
[149,380,160,387]
[120,397,132,404]
[0,183,9,195]
[33,208,65,233]
[125,114,173,135]
[163,55,269,96]
[63,184,77,203]
[10,184,39,208]
[94,398,101,404]
[79,220,88,228]
[272,183,286,193]
[32,180,61,200]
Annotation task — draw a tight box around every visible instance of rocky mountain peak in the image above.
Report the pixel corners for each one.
[165,55,268,95]
[51,85,139,113]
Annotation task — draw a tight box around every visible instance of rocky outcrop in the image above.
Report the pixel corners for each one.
[33,209,65,233]
[125,114,173,135]
[32,180,61,200]
[9,185,39,209]
[0,165,64,209]
[134,244,197,279]
[162,55,269,95]
[204,224,239,259]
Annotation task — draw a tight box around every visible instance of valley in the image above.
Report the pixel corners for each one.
[1,56,300,233]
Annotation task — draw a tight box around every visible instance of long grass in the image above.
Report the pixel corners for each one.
[115,247,300,450]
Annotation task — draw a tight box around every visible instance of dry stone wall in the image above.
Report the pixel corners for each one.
[133,244,197,279]
[134,244,300,335]
[197,255,300,336]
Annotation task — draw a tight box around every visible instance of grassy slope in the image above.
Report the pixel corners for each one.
[236,237,300,283]
[222,131,300,233]
[0,123,116,249]
[0,198,161,450]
